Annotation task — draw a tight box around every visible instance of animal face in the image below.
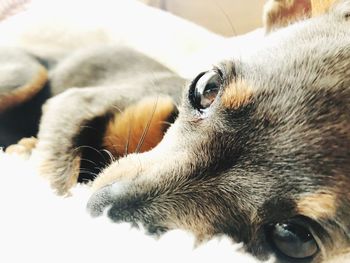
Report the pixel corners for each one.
[87,1,350,262]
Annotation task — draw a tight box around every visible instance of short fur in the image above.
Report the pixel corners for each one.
[1,0,349,262]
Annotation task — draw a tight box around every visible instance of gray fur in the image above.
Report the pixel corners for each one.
[3,1,348,262]
[0,47,42,93]
[86,3,350,262]
[33,46,185,194]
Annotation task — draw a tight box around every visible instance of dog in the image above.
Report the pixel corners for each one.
[1,0,349,262]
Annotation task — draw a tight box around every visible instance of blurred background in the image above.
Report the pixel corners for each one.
[0,0,265,36]
[141,0,265,36]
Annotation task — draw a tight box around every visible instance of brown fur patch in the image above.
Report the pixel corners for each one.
[311,0,337,16]
[103,96,176,157]
[263,0,312,32]
[264,0,338,32]
[221,79,253,109]
[297,191,337,220]
[0,65,47,113]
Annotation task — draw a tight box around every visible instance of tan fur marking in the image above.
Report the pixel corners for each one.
[0,66,48,113]
[297,191,337,220]
[264,0,337,32]
[37,155,81,196]
[6,137,37,156]
[221,79,253,109]
[264,0,312,32]
[311,0,337,16]
[325,250,350,263]
[103,96,175,157]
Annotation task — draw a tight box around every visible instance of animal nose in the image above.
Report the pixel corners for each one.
[86,184,114,217]
[86,181,131,218]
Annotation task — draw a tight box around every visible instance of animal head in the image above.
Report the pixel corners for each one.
[87,1,350,261]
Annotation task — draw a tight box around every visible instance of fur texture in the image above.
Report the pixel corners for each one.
[1,1,349,262]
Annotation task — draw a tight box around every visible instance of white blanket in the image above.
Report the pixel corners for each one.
[0,151,263,263]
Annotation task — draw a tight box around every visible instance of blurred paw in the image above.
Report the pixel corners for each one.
[6,137,37,159]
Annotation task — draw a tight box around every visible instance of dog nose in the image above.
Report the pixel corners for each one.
[86,181,132,218]
[86,184,114,217]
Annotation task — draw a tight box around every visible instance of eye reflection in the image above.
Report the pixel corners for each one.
[270,222,319,259]
[189,70,221,111]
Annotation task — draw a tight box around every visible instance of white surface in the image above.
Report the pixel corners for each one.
[143,0,265,36]
[0,0,264,79]
[0,151,264,263]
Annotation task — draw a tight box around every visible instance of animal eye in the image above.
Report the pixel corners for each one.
[189,70,222,111]
[270,222,319,259]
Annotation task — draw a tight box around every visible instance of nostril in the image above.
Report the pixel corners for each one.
[86,181,131,217]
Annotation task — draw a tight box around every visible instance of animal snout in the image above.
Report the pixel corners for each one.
[87,181,132,218]
[87,179,162,228]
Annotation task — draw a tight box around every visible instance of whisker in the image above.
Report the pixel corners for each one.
[80,125,95,130]
[161,121,174,126]
[78,169,100,180]
[101,149,116,164]
[135,97,159,153]
[147,70,158,89]
[104,140,129,158]
[78,168,97,175]
[73,145,108,163]
[124,113,134,156]
[214,0,237,36]
[91,165,105,174]
[79,157,98,166]
[136,155,143,176]
[78,159,105,173]
[110,104,123,114]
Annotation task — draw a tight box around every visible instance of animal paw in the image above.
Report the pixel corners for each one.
[5,137,38,159]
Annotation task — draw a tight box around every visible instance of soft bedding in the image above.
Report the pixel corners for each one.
[0,1,265,262]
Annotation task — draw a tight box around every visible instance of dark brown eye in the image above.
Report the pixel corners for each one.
[189,70,221,111]
[270,222,319,259]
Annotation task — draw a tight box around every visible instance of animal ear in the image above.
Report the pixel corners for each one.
[311,0,337,17]
[0,48,48,113]
[263,0,312,33]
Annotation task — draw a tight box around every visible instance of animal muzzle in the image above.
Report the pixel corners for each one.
[85,139,195,231]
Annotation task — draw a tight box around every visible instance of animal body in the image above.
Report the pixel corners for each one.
[0,0,349,262]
